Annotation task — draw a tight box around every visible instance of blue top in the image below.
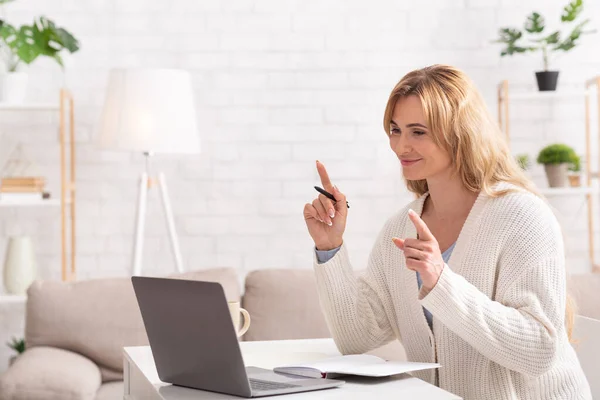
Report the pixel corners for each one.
[315,242,457,331]
[419,242,456,330]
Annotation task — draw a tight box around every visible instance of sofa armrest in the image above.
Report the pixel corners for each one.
[0,346,101,400]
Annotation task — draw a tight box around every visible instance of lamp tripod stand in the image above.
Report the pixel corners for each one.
[97,69,200,276]
[132,152,184,276]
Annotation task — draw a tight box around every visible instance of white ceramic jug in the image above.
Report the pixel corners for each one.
[3,236,36,295]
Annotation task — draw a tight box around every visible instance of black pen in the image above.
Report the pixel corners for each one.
[314,186,350,208]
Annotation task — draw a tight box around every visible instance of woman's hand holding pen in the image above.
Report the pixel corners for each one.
[304,160,348,251]
[392,209,444,291]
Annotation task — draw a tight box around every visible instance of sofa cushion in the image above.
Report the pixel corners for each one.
[25,268,240,381]
[242,269,330,341]
[568,273,600,320]
[0,347,101,400]
[97,366,122,383]
[95,381,123,400]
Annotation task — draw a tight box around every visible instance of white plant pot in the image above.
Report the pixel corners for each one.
[9,355,18,367]
[0,72,28,104]
[544,163,570,188]
[3,236,36,295]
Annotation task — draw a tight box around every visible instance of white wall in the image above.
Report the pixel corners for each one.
[0,0,599,285]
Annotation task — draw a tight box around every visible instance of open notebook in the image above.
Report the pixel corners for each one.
[273,354,440,379]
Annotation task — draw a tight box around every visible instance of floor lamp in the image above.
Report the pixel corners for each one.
[96,69,200,276]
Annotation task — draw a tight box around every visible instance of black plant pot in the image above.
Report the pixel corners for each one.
[535,71,560,91]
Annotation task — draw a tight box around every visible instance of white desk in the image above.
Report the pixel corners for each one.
[123,339,461,399]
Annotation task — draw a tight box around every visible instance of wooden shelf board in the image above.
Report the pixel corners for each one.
[500,90,588,101]
[0,198,66,207]
[0,103,59,111]
[0,294,26,303]
[539,187,598,196]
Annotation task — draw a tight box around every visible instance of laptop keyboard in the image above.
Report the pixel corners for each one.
[250,378,300,392]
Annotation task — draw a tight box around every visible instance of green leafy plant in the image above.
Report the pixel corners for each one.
[569,154,581,173]
[537,143,578,165]
[494,0,595,70]
[6,337,25,354]
[515,153,531,170]
[0,16,79,72]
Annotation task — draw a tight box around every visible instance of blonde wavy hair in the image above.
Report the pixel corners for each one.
[383,64,575,340]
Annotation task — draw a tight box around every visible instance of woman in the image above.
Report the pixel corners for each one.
[303,65,591,399]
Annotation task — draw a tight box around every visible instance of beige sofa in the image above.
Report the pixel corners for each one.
[0,269,597,400]
[0,267,332,400]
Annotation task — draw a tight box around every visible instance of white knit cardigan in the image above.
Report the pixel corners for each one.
[313,183,591,400]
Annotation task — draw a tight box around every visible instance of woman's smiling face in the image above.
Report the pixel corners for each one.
[388,95,452,181]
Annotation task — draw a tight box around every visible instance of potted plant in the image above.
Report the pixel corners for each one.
[568,154,581,187]
[537,143,578,187]
[0,9,79,103]
[516,153,531,171]
[6,336,25,366]
[494,0,595,91]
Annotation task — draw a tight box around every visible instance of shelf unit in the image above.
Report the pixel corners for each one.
[497,77,600,267]
[0,88,76,283]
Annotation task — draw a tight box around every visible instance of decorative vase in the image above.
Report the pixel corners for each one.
[8,355,18,366]
[544,163,569,188]
[535,71,559,91]
[3,236,36,295]
[0,72,28,103]
[568,174,581,187]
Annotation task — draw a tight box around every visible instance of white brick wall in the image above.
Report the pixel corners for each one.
[0,0,598,289]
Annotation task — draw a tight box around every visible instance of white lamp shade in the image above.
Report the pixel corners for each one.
[97,69,200,154]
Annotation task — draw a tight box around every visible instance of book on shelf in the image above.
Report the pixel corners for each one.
[1,176,46,195]
[273,354,440,379]
[0,186,44,193]
[1,177,46,186]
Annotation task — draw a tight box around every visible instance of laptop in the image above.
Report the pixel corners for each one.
[131,276,344,398]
